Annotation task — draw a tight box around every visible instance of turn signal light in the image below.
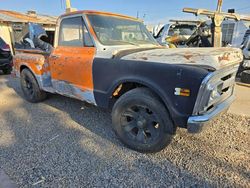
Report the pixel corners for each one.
[174,88,190,97]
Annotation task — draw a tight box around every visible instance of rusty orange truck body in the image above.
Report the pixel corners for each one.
[13,11,243,152]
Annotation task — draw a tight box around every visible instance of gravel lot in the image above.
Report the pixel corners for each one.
[0,74,249,187]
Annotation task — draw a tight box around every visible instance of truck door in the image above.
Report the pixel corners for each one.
[49,16,96,104]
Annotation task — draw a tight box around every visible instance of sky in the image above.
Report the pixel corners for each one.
[1,0,250,24]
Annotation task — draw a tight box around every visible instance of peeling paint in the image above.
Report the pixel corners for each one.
[51,80,96,105]
[13,47,96,106]
[218,52,230,62]
[184,54,193,60]
[122,47,243,70]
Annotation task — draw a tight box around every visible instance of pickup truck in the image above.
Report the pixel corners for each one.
[13,10,243,153]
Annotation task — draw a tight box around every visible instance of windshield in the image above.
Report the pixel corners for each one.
[87,14,158,46]
[168,25,197,36]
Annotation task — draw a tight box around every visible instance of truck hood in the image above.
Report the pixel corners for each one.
[121,47,243,70]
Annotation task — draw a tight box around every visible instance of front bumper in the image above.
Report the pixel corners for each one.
[187,95,235,133]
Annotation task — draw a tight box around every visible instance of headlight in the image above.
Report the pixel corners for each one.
[208,83,223,104]
[210,89,220,101]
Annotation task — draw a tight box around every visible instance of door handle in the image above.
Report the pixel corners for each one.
[51,55,60,59]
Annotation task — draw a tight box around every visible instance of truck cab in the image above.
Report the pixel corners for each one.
[13,11,243,153]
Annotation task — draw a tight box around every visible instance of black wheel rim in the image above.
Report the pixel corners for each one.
[23,76,34,96]
[120,105,161,144]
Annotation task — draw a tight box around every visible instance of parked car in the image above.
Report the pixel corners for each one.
[13,11,243,153]
[0,37,12,74]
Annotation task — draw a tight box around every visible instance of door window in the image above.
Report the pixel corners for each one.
[58,17,93,47]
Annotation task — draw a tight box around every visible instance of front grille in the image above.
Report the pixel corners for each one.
[192,65,238,115]
[205,71,236,112]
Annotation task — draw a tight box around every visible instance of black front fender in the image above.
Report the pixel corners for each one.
[92,57,209,127]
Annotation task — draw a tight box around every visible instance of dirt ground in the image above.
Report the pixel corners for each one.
[229,83,250,117]
[0,74,249,187]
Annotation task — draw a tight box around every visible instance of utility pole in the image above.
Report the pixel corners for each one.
[213,0,224,47]
[65,0,77,13]
[183,0,250,47]
[66,0,71,10]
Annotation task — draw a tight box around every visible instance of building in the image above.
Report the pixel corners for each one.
[0,10,57,53]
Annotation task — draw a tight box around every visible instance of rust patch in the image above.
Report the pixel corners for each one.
[49,46,95,91]
[218,53,230,62]
[184,54,193,60]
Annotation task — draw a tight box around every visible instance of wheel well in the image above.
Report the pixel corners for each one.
[20,65,29,72]
[109,82,175,126]
[20,65,37,79]
[110,82,166,110]
[19,65,39,84]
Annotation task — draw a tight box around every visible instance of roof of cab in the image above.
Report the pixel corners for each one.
[60,10,141,21]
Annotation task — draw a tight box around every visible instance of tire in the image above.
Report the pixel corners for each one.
[20,69,47,103]
[241,70,250,84]
[112,88,176,153]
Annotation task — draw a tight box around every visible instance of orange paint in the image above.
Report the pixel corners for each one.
[14,53,47,75]
[49,46,96,91]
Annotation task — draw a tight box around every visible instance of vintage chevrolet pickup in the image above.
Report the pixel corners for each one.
[13,10,243,153]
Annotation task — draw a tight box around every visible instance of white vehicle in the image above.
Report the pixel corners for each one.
[154,20,199,46]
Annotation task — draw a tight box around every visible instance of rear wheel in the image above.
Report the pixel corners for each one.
[20,69,47,103]
[112,88,176,153]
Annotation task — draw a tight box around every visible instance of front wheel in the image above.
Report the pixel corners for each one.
[112,88,176,153]
[20,69,47,103]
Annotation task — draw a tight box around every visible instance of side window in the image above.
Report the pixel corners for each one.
[59,16,93,47]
